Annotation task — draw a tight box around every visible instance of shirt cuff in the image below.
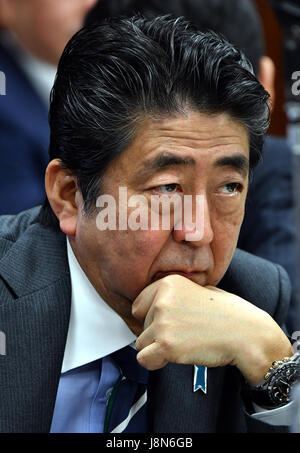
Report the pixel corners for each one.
[251,401,294,426]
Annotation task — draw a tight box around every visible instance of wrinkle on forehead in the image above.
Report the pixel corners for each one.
[107,110,249,179]
[138,111,249,147]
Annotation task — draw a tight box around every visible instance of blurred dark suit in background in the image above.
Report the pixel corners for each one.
[238,136,296,332]
[0,35,50,214]
[0,0,97,215]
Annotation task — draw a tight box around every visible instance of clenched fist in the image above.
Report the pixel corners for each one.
[132,274,292,386]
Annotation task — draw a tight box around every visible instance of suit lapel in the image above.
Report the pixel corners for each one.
[148,363,226,433]
[0,222,71,432]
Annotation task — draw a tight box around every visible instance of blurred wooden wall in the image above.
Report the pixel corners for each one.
[255,0,287,136]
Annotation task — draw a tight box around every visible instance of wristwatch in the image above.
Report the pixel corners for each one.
[250,353,300,409]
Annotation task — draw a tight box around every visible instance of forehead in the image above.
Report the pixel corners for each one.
[108,110,249,176]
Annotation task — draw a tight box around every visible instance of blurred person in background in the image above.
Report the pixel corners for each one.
[86,0,297,333]
[0,0,97,215]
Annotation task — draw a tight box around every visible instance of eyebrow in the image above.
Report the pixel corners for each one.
[142,153,196,173]
[214,155,249,178]
[140,152,249,178]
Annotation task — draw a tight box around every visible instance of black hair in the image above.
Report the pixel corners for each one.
[86,0,265,75]
[39,15,270,228]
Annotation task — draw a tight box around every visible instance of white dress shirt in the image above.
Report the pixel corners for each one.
[62,239,137,373]
[55,239,293,430]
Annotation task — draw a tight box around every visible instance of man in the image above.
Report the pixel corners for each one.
[0,16,296,433]
[86,0,298,333]
[0,0,97,214]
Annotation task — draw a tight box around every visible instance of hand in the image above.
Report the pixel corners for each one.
[132,274,292,386]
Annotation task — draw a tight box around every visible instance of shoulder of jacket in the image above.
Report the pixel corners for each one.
[0,206,41,256]
[219,249,290,325]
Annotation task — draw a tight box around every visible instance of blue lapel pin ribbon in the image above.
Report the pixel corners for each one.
[193,365,207,393]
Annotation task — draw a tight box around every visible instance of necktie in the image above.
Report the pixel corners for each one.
[104,345,149,433]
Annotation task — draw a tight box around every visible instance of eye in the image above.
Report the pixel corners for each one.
[154,183,182,194]
[216,182,243,195]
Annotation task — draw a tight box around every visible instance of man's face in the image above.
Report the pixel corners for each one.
[72,110,249,323]
[2,0,97,64]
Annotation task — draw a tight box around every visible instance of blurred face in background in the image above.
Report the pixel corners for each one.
[0,0,98,64]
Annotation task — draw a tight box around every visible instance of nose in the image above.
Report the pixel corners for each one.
[172,194,214,246]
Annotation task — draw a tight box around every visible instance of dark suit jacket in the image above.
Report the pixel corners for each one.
[0,41,49,215]
[0,207,291,433]
[239,135,297,333]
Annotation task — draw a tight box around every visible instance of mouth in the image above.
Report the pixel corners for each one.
[153,270,205,282]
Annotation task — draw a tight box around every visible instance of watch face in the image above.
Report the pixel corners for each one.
[268,363,300,405]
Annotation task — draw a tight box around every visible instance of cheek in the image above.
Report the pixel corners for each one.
[107,229,170,297]
[209,212,244,283]
[119,229,169,266]
[114,197,171,263]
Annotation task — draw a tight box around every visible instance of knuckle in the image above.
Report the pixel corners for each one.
[132,302,143,319]
[136,352,149,369]
[157,333,174,353]
[135,338,141,351]
[131,303,139,316]
[153,297,168,315]
[161,274,184,287]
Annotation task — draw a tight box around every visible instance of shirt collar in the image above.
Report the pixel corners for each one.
[61,239,136,373]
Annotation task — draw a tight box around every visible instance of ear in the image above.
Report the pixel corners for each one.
[45,159,80,236]
[258,56,276,111]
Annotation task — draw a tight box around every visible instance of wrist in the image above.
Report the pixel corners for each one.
[249,352,300,409]
[236,325,293,387]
